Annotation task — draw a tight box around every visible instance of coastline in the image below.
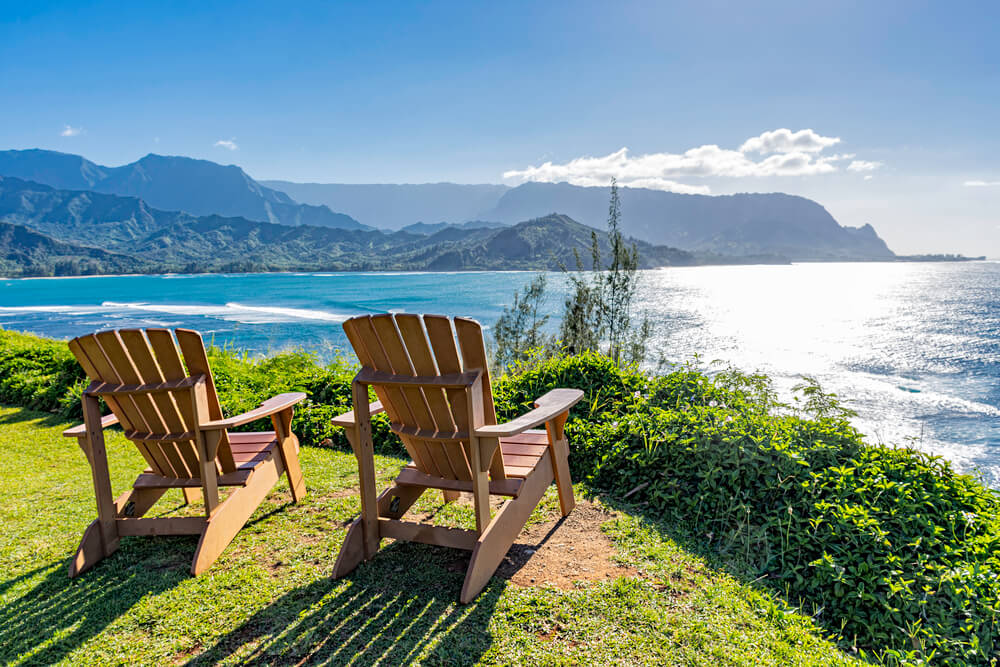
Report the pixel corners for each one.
[1,256,991,281]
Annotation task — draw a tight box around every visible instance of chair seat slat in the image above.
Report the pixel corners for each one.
[132,470,252,488]
[396,466,523,497]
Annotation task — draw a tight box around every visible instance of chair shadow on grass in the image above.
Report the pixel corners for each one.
[0,540,192,666]
[188,540,505,667]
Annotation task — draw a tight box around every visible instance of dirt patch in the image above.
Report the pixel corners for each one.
[447,498,637,590]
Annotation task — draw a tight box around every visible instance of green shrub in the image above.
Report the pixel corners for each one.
[0,329,87,417]
[204,346,401,455]
[495,353,1000,665]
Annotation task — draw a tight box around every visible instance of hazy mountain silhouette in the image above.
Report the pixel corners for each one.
[0,149,369,230]
[262,181,510,230]
[482,182,894,260]
[400,220,508,235]
[265,179,894,260]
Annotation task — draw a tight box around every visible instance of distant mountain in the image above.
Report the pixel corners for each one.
[1,148,896,260]
[395,214,696,271]
[483,182,895,261]
[261,181,510,229]
[266,178,894,260]
[0,177,697,275]
[400,220,508,235]
[0,176,190,246]
[0,149,369,231]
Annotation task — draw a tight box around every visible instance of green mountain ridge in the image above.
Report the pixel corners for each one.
[0,177,702,276]
[0,221,154,276]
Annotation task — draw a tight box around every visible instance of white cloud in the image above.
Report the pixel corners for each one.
[964,180,1000,187]
[739,128,840,154]
[214,139,238,151]
[847,160,883,172]
[502,128,863,193]
[864,175,874,181]
[60,125,82,137]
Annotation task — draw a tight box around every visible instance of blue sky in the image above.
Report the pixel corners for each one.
[1,0,998,255]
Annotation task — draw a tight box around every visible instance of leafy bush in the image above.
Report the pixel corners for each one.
[2,328,998,663]
[0,330,87,416]
[204,346,400,454]
[496,354,1000,665]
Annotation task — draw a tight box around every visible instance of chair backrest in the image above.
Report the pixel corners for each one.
[68,328,235,478]
[342,314,506,481]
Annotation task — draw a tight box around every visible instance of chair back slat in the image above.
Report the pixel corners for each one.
[119,329,201,476]
[96,330,192,478]
[343,316,437,474]
[395,315,474,480]
[68,328,236,479]
[370,314,466,480]
[174,329,236,473]
[68,335,164,474]
[344,313,504,482]
[453,318,505,480]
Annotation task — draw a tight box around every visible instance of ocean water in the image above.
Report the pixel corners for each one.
[2,263,998,485]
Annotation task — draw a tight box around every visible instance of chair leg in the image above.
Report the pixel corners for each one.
[549,438,575,516]
[333,483,425,579]
[272,409,306,502]
[181,488,201,505]
[191,454,280,575]
[333,517,367,578]
[545,414,575,516]
[460,455,555,603]
[280,434,306,502]
[442,490,461,503]
[70,394,121,578]
[69,520,111,577]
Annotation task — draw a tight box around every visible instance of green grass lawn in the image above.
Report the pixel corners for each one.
[0,404,857,666]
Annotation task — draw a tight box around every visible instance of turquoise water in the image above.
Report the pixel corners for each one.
[2,263,999,484]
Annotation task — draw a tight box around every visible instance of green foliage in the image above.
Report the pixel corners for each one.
[491,273,552,372]
[0,329,87,417]
[204,346,401,455]
[495,353,1000,665]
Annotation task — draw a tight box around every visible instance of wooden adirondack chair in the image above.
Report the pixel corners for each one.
[331,314,582,603]
[62,328,307,577]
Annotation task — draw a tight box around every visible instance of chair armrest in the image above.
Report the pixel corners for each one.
[199,392,307,430]
[62,413,120,438]
[473,388,583,438]
[331,401,385,427]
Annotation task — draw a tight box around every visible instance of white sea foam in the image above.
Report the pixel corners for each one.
[96,301,350,324]
[223,303,350,323]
